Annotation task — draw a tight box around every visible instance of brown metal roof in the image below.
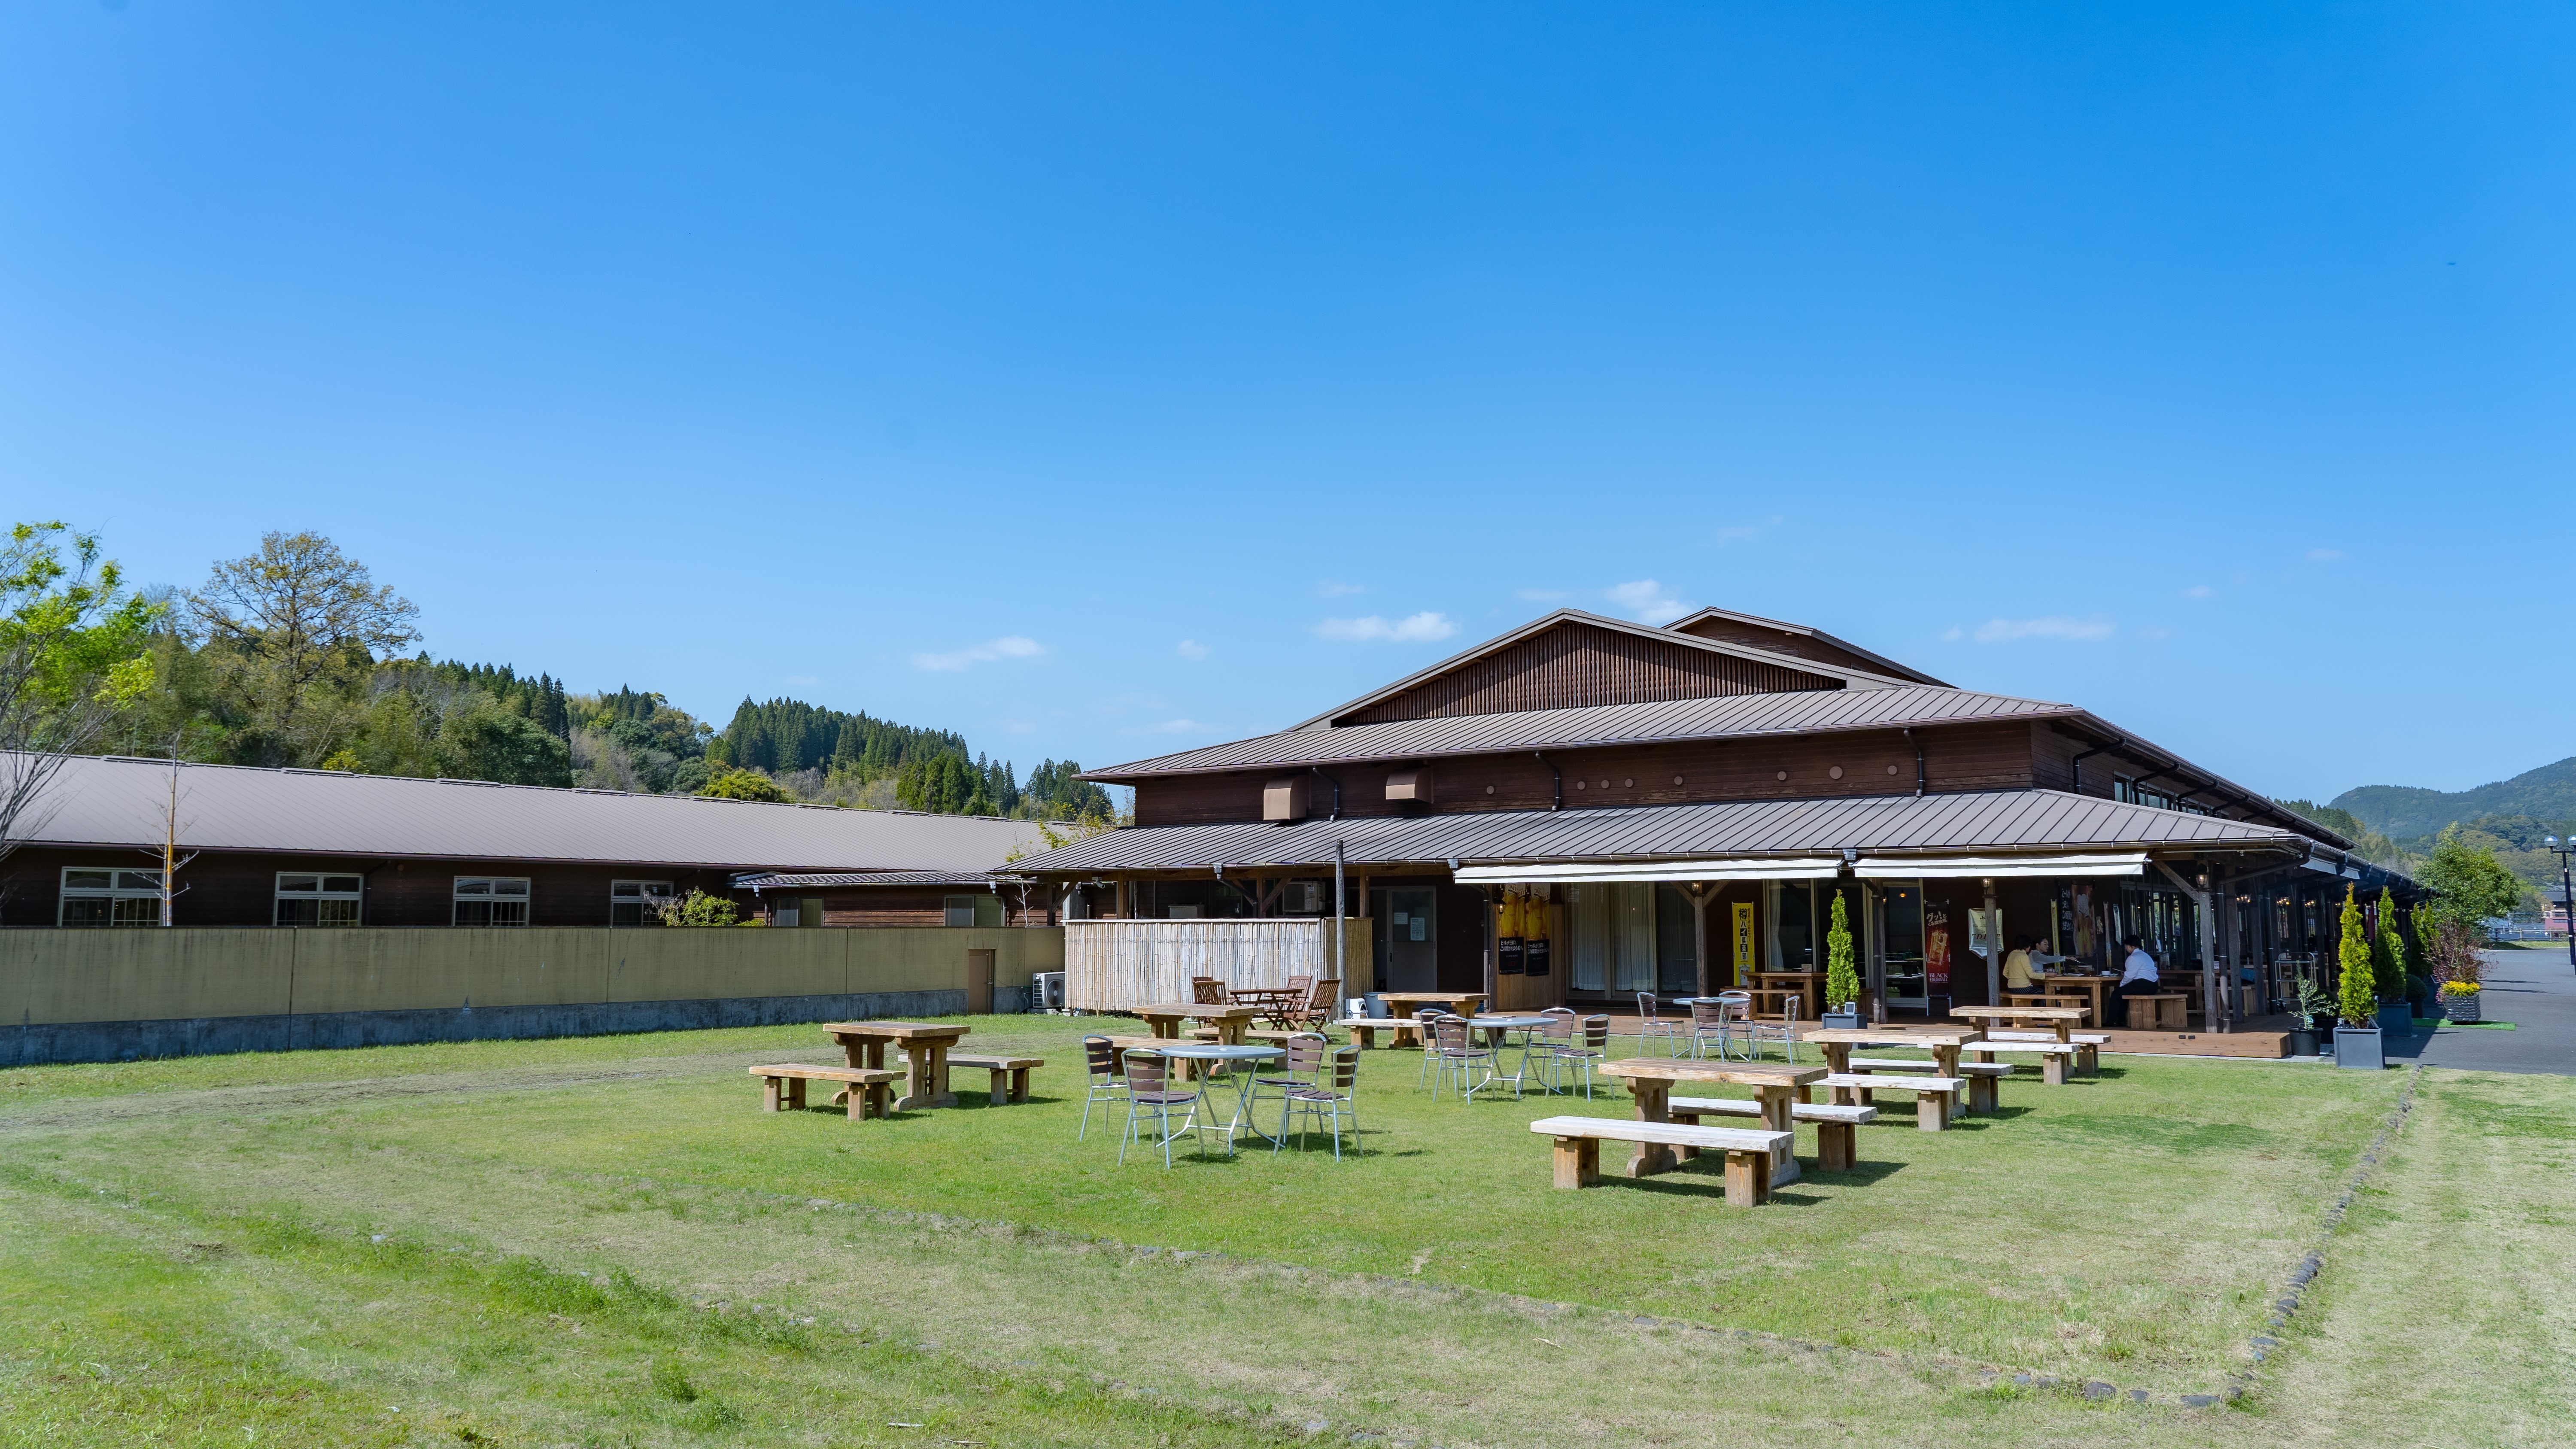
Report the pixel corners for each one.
[1009,788,2323,875]
[733,869,1033,890]
[1662,606,1950,687]
[1085,685,2075,781]
[14,754,1059,872]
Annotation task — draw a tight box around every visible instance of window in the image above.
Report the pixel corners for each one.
[610,880,674,927]
[943,894,1004,928]
[453,876,531,926]
[275,873,364,927]
[59,868,162,927]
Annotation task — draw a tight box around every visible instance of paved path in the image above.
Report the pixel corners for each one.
[2384,947,2575,1075]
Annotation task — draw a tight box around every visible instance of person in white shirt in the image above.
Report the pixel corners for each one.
[2114,936,2161,1026]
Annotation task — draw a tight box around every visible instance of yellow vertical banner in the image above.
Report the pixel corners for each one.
[1731,901,1756,986]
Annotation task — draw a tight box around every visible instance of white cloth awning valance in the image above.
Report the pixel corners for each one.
[1852,853,2147,880]
[2300,853,2361,878]
[1453,859,1843,884]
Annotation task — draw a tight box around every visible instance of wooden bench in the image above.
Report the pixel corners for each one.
[749,1063,901,1121]
[2125,993,2187,1031]
[902,1051,1042,1104]
[1963,1039,2087,1085]
[1847,1056,2008,1114]
[1984,1030,2107,1075]
[1334,1017,1424,1050]
[1668,1096,1875,1173]
[1820,1072,1962,1130]
[1528,1116,1792,1207]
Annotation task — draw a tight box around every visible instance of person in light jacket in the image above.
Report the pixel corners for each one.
[2114,936,2161,1027]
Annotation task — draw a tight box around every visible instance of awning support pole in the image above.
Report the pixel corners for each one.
[1982,877,1999,1008]
[1333,840,1346,987]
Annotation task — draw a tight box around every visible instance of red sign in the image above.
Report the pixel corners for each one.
[1926,925,1952,987]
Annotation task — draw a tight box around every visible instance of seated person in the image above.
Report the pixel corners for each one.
[2114,936,2162,1026]
[2001,936,2050,996]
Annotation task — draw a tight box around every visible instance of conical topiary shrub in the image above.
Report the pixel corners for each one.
[2337,886,2376,1028]
[1825,890,1859,1012]
[2370,887,2405,1003]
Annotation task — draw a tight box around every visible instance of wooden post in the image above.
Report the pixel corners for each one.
[1981,878,2000,1007]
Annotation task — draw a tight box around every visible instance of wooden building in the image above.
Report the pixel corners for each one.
[2,755,1058,930]
[1012,608,2414,1032]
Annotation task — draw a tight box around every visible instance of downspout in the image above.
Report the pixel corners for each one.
[1308,766,1343,820]
[1534,751,1561,811]
[1902,728,1926,797]
[2069,735,2125,796]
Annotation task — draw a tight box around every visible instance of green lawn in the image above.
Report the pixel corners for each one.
[3,1017,2567,1446]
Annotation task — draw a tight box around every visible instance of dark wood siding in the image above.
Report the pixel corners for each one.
[1131,722,2044,826]
[4,850,731,929]
[1335,620,1843,726]
[1668,618,1902,678]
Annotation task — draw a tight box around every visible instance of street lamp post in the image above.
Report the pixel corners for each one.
[2547,836,2576,971]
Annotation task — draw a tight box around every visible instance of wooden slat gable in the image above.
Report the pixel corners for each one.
[1334,618,1844,726]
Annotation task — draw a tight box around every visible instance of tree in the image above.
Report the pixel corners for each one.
[0,522,159,862]
[1825,890,1859,1012]
[2417,828,2530,928]
[696,768,789,802]
[650,887,744,927]
[2336,886,2377,1025]
[2369,887,2406,1002]
[189,532,419,762]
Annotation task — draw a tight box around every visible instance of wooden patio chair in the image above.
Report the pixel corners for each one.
[1191,976,1230,1005]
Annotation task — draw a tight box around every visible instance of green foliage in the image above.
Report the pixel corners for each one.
[2330,756,2576,841]
[1825,890,1859,1011]
[2269,797,2407,867]
[649,888,742,927]
[0,521,160,750]
[696,769,790,802]
[1023,758,1117,822]
[2419,828,2534,924]
[2369,887,2406,1000]
[720,696,965,780]
[2336,886,2378,1024]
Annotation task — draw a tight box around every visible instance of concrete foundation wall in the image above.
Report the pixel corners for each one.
[0,926,1061,1066]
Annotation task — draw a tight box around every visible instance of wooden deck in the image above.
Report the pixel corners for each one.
[1586,1011,2290,1060]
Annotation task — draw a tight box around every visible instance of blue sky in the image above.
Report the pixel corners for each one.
[4,3,2568,801]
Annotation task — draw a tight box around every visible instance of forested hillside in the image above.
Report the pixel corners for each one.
[29,525,1114,823]
[2331,758,2576,840]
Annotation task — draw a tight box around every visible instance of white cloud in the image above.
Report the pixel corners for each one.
[2182,585,2214,599]
[783,674,820,686]
[1713,515,1783,546]
[1315,612,1459,644]
[1606,578,1693,625]
[2306,548,2346,562]
[1941,626,1964,641]
[909,635,1045,671]
[1971,616,2115,644]
[1315,580,1370,597]
[1176,639,1210,661]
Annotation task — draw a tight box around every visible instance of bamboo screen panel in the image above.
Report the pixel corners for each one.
[1065,919,1333,1011]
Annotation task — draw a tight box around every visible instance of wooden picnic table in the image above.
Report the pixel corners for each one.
[1754,971,1823,1021]
[1599,1059,1826,1187]
[1133,1002,1262,1045]
[1802,1026,1983,1081]
[821,1020,969,1111]
[1376,990,1490,1020]
[1953,1004,2087,1043]
[2040,975,2117,1025]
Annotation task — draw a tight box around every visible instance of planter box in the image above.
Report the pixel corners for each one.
[2335,1025,2385,1070]
[2442,993,2482,1023]
[2377,1003,2413,1037]
[1820,1010,1862,1031]
[2288,1029,2318,1057]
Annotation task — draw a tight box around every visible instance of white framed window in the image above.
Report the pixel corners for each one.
[275,872,364,927]
[610,879,674,927]
[59,867,163,927]
[453,876,532,927]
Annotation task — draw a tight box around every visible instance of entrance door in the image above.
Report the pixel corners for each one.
[1376,887,1437,992]
[966,949,995,1015]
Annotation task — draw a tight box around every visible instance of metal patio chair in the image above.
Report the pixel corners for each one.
[1635,993,1687,1057]
[1279,1046,1363,1159]
[1527,1007,1580,1093]
[1116,1048,1219,1167]
[1247,1031,1330,1128]
[1425,1015,1497,1101]
[1077,1033,1128,1141]
[1412,1009,1454,1091]
[1548,1014,1613,1100]
[1688,996,1740,1060]
[1745,993,1800,1063]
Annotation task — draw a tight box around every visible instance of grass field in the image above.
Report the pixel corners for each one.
[3,1016,2570,1446]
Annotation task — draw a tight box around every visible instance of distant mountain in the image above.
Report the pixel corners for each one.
[2331,757,2576,841]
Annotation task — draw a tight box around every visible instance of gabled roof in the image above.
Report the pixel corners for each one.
[1086,684,2073,781]
[1287,609,1911,732]
[1663,607,1949,687]
[9,754,1058,872]
[1008,789,2327,875]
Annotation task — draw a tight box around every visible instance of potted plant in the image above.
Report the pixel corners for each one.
[1820,892,1862,1030]
[2370,889,2412,1037]
[2334,886,2384,1070]
[2439,978,2482,1024]
[2287,977,2335,1057]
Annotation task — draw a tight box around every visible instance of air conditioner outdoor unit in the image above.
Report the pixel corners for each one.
[1036,970,1068,1012]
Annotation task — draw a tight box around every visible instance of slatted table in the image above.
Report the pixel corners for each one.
[821,1020,969,1111]
[1801,1026,1984,1081]
[1952,1004,2088,1042]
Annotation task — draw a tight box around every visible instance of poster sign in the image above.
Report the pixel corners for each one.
[1497,892,1524,975]
[1926,910,1952,988]
[1731,901,1756,986]
[1522,888,1550,977]
[1968,908,1999,960]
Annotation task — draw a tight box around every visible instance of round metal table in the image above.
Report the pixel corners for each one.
[1159,1042,1287,1149]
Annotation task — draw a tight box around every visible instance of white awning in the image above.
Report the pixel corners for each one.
[2300,853,2361,878]
[1852,853,2148,880]
[1453,858,1843,884]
